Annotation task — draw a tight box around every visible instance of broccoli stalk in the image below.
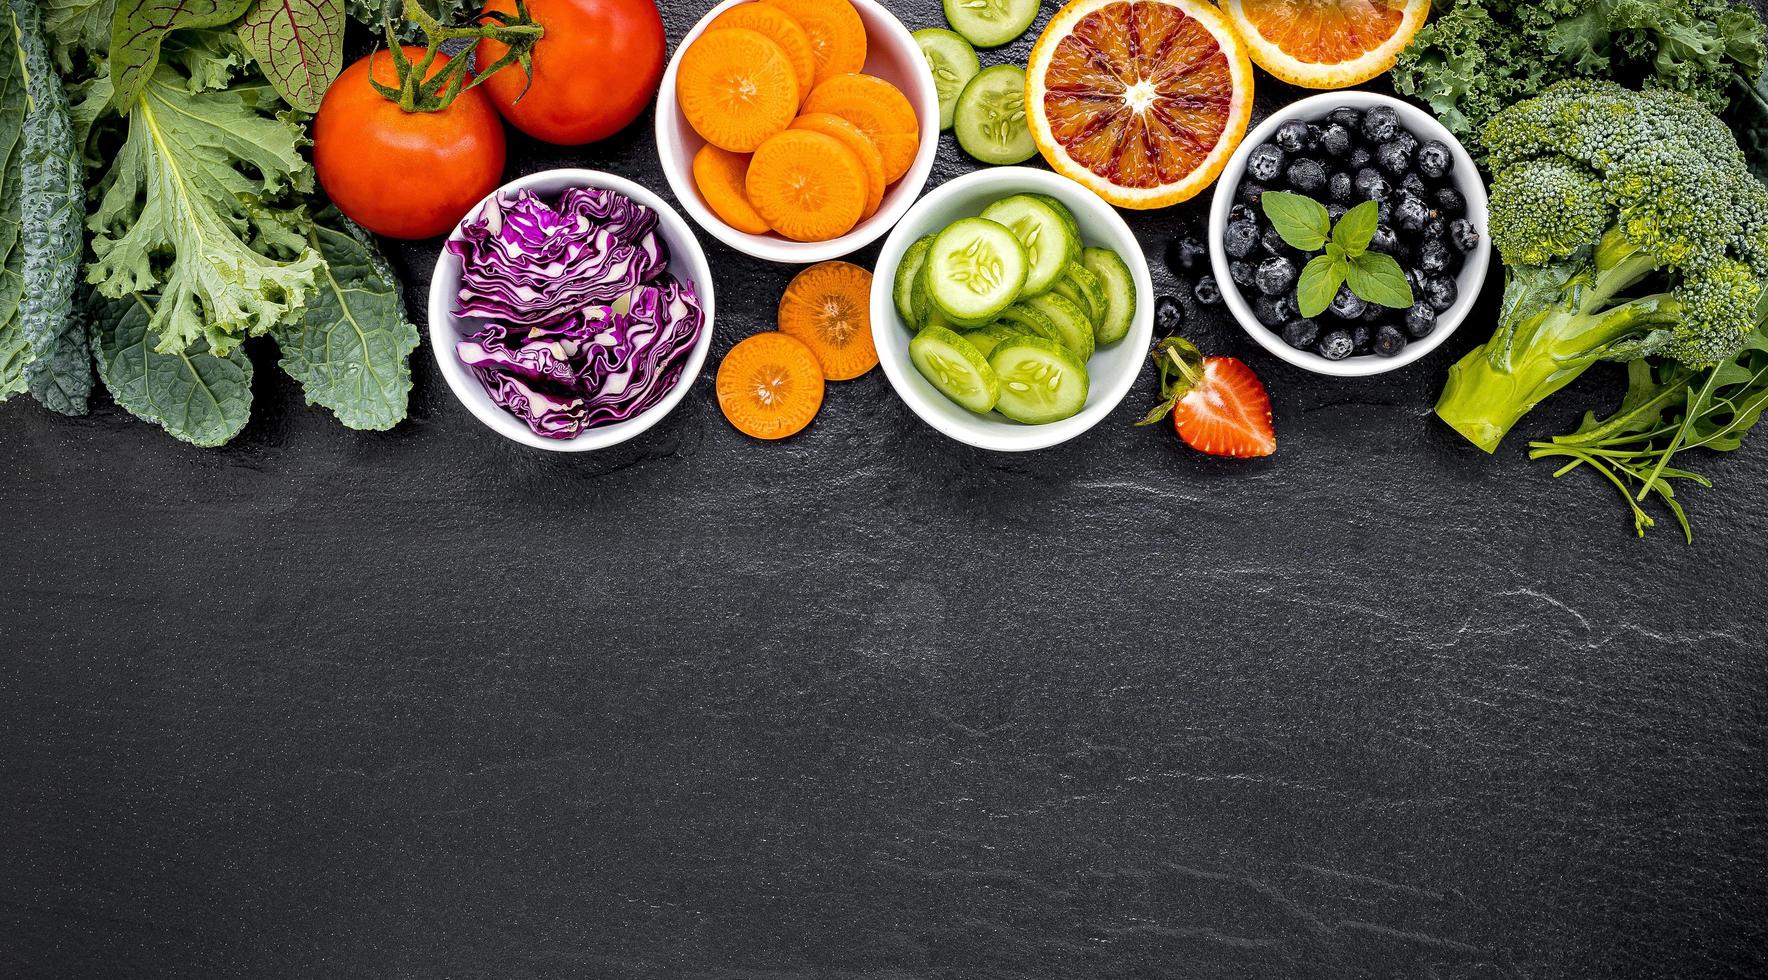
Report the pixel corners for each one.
[1438,230,1683,452]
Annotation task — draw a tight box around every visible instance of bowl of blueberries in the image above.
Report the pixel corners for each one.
[1197,92,1491,377]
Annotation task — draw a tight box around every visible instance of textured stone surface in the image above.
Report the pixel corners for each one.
[3,3,1766,978]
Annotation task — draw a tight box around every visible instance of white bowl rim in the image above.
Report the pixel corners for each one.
[654,0,941,265]
[427,168,717,453]
[1208,90,1492,378]
[870,166,1156,453]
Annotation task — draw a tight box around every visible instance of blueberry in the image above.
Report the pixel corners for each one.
[1168,236,1209,277]
[1389,130,1419,158]
[1347,146,1373,171]
[1449,218,1481,253]
[1423,216,1448,241]
[1432,187,1466,216]
[1416,140,1453,179]
[1275,119,1312,154]
[1329,283,1367,320]
[1155,294,1184,333]
[1281,318,1320,349]
[1353,168,1392,202]
[1406,266,1428,296]
[1229,202,1256,224]
[1377,198,1394,226]
[1372,324,1408,357]
[1195,274,1223,306]
[1399,171,1428,200]
[1360,301,1386,323]
[1260,225,1294,258]
[1404,301,1437,338]
[1423,274,1458,312]
[1351,322,1374,353]
[1327,106,1362,131]
[1328,171,1354,202]
[1223,220,1260,259]
[1253,294,1288,327]
[1255,255,1298,295]
[1286,158,1328,193]
[1247,143,1286,183]
[1313,125,1352,160]
[1360,105,1399,143]
[1228,259,1258,290]
[1304,124,1324,151]
[1367,224,1400,255]
[1240,182,1268,207]
[1419,240,1451,275]
[1326,202,1348,224]
[1318,328,1355,360]
[1393,193,1430,232]
[1376,140,1413,176]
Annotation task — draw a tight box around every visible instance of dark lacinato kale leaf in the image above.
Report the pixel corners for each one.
[0,5,28,401]
[89,292,255,447]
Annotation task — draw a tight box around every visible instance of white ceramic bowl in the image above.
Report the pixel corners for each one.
[1209,91,1491,377]
[428,169,716,453]
[871,168,1156,453]
[656,0,940,264]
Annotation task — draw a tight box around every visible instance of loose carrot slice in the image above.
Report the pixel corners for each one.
[717,332,826,439]
[761,0,866,85]
[777,261,878,380]
[801,73,921,181]
[709,3,816,99]
[693,145,771,235]
[745,130,869,242]
[789,113,884,220]
[677,28,801,152]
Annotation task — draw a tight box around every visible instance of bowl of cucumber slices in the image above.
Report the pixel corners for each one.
[871,167,1153,453]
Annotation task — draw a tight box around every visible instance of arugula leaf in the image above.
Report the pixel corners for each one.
[89,292,254,447]
[1346,252,1414,309]
[1261,191,1330,252]
[14,0,92,415]
[1296,254,1342,319]
[86,61,322,358]
[237,0,345,112]
[108,0,254,112]
[0,4,27,401]
[271,209,418,430]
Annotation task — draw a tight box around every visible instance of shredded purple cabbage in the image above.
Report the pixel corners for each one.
[450,188,704,440]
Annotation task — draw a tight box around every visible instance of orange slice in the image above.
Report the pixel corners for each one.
[717,332,826,439]
[1027,0,1255,210]
[709,3,818,98]
[790,113,884,219]
[1223,0,1430,89]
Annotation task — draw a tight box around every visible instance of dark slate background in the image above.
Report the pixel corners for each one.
[4,1,1766,977]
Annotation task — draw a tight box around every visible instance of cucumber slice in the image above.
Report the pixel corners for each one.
[895,234,936,327]
[927,217,1028,324]
[943,0,1039,48]
[994,303,1062,345]
[1025,193,1081,238]
[989,336,1090,425]
[1058,262,1106,325]
[954,66,1037,165]
[914,28,980,131]
[1021,292,1095,362]
[911,325,1001,413]
[961,324,1016,359]
[981,195,1080,298]
[1080,247,1137,346]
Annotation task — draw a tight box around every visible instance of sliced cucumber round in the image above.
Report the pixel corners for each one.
[1021,291,1095,362]
[943,0,1039,48]
[989,336,1089,425]
[927,217,1028,325]
[954,65,1037,166]
[1025,193,1081,238]
[981,195,1080,298]
[961,324,1017,359]
[894,234,937,327]
[1056,262,1106,325]
[911,324,1001,414]
[994,303,1063,345]
[1081,246,1137,346]
[914,28,980,131]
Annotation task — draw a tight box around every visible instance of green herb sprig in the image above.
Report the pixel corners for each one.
[1262,192,1413,318]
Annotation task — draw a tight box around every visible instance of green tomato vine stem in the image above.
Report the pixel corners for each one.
[370,0,544,114]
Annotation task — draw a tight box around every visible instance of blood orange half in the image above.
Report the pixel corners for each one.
[1223,0,1430,90]
[1027,0,1255,210]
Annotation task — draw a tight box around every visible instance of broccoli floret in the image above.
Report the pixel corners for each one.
[1436,80,1768,452]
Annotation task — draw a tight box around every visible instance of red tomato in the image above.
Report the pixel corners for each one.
[477,0,666,145]
[313,47,507,240]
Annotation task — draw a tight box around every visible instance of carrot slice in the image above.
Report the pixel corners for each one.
[745,130,869,242]
[717,332,826,439]
[761,0,866,85]
[693,145,771,235]
[789,113,884,220]
[708,3,816,99]
[677,28,801,152]
[777,261,878,380]
[801,73,920,181]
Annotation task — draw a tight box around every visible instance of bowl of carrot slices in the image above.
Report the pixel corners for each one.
[656,0,940,264]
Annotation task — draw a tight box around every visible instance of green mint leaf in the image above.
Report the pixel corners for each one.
[1296,254,1343,319]
[1332,200,1380,255]
[89,292,253,447]
[1346,251,1415,309]
[237,0,344,112]
[1261,191,1330,253]
[1325,242,1347,263]
[109,0,254,112]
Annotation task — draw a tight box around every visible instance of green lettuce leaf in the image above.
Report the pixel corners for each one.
[237,0,345,112]
[271,208,417,430]
[86,60,322,357]
[43,0,112,70]
[89,292,254,447]
[0,4,27,400]
[108,0,254,111]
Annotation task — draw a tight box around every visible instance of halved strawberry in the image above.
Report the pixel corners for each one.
[1138,337,1276,458]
